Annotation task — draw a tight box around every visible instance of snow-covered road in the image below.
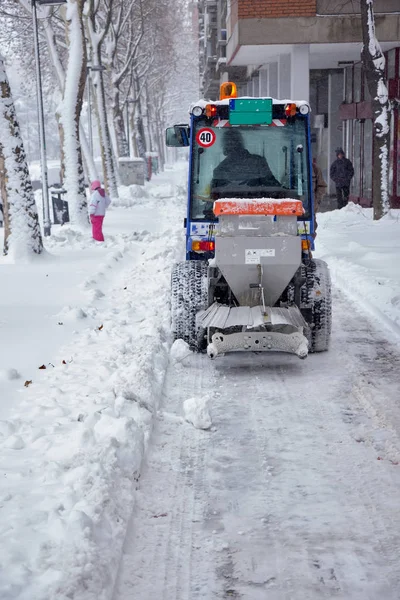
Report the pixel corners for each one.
[2,164,400,600]
[113,301,400,599]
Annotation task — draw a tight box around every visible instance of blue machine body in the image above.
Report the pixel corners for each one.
[183,101,315,261]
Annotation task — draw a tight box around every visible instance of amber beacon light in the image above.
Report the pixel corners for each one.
[220,81,238,100]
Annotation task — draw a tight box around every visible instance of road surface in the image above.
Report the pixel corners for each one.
[112,286,400,600]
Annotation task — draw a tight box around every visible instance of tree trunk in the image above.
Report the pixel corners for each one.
[0,56,43,258]
[60,0,89,228]
[0,146,10,252]
[56,111,66,183]
[79,122,99,182]
[42,12,98,188]
[133,77,147,161]
[360,0,391,219]
[91,62,119,198]
[112,89,129,158]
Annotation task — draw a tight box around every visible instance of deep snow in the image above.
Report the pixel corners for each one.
[315,203,400,339]
[1,171,400,599]
[0,165,186,600]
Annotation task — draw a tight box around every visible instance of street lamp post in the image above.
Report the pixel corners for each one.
[31,0,66,236]
[86,64,106,159]
[86,67,94,156]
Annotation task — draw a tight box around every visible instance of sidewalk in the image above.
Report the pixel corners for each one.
[316,203,400,342]
[0,166,186,600]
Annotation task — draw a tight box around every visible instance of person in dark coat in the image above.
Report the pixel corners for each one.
[211,128,280,198]
[330,148,354,209]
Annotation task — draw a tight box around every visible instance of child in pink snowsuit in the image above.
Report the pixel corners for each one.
[89,181,111,241]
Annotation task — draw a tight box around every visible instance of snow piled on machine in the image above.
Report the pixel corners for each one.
[189,97,310,112]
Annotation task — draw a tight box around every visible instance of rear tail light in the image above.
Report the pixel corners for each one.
[285,103,297,118]
[192,240,215,252]
[205,104,218,118]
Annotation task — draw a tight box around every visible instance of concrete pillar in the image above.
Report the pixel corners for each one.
[290,45,310,102]
[327,73,333,195]
[269,62,278,98]
[259,68,268,96]
[278,54,291,99]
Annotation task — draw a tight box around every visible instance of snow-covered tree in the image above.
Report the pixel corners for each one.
[0,55,43,258]
[0,0,197,220]
[105,0,144,158]
[86,0,119,198]
[60,0,89,227]
[360,0,391,219]
[0,0,93,224]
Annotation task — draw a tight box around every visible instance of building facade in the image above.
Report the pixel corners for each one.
[198,0,400,205]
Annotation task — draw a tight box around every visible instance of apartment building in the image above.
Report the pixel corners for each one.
[197,0,400,206]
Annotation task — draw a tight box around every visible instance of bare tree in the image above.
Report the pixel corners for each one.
[106,0,144,158]
[360,0,391,219]
[60,0,89,227]
[0,55,43,257]
[86,0,119,198]
[0,0,94,224]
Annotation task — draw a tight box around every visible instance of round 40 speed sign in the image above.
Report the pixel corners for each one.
[196,128,216,148]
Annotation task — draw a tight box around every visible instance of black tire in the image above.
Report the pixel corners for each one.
[301,259,332,352]
[171,261,209,351]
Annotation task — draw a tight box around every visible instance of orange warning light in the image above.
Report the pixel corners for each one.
[220,81,238,100]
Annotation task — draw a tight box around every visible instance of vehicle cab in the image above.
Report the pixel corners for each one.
[166,82,314,261]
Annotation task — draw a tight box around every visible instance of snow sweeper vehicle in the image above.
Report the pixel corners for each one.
[166,82,331,359]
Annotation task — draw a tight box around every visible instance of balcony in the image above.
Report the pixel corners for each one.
[226,4,400,70]
[317,0,399,14]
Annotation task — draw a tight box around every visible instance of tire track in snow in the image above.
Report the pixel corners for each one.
[113,355,217,600]
[114,286,400,600]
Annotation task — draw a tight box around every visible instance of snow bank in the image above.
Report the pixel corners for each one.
[111,184,150,208]
[170,339,191,363]
[316,204,400,340]
[0,167,186,600]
